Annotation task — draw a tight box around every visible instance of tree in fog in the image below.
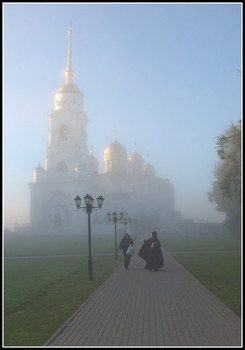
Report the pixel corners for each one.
[208,121,241,237]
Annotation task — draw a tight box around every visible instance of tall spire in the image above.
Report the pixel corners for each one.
[65,21,74,85]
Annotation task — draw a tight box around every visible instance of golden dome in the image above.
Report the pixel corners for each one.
[128,150,143,162]
[143,161,155,176]
[35,165,45,173]
[34,162,45,173]
[55,83,83,95]
[104,137,127,155]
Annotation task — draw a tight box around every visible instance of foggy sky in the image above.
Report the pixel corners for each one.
[3,3,241,230]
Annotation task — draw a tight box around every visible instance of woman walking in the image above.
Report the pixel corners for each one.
[119,233,134,270]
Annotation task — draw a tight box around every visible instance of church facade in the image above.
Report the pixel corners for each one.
[29,26,179,235]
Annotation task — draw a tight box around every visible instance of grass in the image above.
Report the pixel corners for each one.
[4,233,241,345]
[4,233,120,257]
[4,255,123,346]
[160,233,241,251]
[172,252,241,317]
[4,233,124,346]
[160,234,241,317]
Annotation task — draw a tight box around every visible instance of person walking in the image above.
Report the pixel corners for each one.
[119,233,134,270]
[138,231,164,271]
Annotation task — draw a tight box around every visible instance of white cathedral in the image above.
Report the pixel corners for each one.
[29,26,181,235]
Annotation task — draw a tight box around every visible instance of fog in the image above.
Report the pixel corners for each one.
[3,3,240,233]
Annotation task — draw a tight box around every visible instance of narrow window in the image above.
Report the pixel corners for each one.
[59,124,68,141]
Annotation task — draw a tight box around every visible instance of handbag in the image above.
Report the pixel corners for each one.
[126,244,135,256]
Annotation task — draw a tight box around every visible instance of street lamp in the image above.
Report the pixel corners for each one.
[74,193,104,280]
[107,211,124,260]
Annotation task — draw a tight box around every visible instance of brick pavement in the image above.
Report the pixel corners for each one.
[45,249,241,347]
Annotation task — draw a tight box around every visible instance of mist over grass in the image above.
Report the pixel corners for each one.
[160,234,241,252]
[4,233,125,257]
[4,231,240,258]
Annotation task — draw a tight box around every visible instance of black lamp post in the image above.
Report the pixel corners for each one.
[107,211,124,260]
[74,194,104,280]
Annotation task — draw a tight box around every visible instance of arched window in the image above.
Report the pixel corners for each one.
[56,161,68,172]
[59,124,68,141]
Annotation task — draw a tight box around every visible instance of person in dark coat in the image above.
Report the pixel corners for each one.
[119,233,134,270]
[138,231,164,271]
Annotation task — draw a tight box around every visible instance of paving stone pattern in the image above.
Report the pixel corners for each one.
[45,250,241,346]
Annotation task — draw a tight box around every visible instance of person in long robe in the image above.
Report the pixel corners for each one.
[138,231,164,271]
[119,233,134,270]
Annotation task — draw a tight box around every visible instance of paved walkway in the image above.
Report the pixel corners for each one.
[45,249,241,347]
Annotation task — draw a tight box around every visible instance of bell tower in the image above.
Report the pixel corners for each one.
[45,23,90,181]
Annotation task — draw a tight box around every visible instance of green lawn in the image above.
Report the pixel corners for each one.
[172,252,241,317]
[4,233,241,346]
[4,255,123,346]
[160,234,241,317]
[160,233,241,251]
[4,233,119,257]
[4,233,124,346]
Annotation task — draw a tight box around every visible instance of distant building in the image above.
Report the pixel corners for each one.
[29,26,180,234]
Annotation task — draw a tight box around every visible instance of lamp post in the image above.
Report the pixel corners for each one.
[107,211,124,260]
[74,194,104,280]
